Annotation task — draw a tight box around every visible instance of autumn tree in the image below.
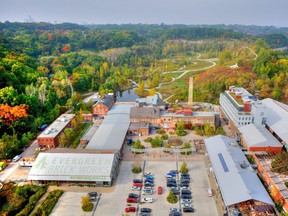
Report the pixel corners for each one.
[0,104,29,125]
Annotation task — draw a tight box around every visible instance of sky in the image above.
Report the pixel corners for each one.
[0,0,287,27]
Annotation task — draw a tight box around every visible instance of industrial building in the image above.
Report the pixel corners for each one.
[37,114,75,149]
[205,135,275,216]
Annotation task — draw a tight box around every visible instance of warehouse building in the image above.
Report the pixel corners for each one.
[205,135,275,215]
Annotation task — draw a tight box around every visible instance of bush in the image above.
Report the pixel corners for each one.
[151,136,163,148]
[180,162,188,173]
[144,137,152,142]
[166,191,178,204]
[157,129,166,134]
[81,196,94,212]
[161,134,168,140]
[132,166,142,174]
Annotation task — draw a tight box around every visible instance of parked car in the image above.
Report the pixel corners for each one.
[129,193,139,199]
[180,179,190,184]
[144,172,154,176]
[144,178,154,183]
[169,212,182,216]
[142,197,154,203]
[125,207,136,212]
[170,208,180,213]
[139,213,151,216]
[207,188,213,197]
[181,194,192,199]
[145,175,154,180]
[133,179,143,183]
[157,186,162,195]
[166,174,176,179]
[183,207,195,212]
[166,172,176,177]
[169,170,179,174]
[127,197,138,203]
[180,176,190,180]
[179,182,189,187]
[170,189,180,195]
[181,189,191,195]
[140,208,152,213]
[133,183,143,187]
[180,186,190,190]
[181,198,192,204]
[167,183,177,187]
[88,192,97,201]
[169,186,180,191]
[142,189,153,195]
[181,203,192,208]
[131,186,141,191]
[144,182,154,187]
[181,173,190,178]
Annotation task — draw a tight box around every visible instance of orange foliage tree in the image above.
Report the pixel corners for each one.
[0,104,29,125]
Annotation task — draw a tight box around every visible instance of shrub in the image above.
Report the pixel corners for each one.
[161,134,168,140]
[144,137,152,142]
[132,166,142,174]
[151,136,163,148]
[166,191,178,204]
[81,196,94,212]
[285,182,288,188]
[180,162,188,173]
[157,129,166,134]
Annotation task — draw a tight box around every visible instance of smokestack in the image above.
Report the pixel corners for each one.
[188,76,193,106]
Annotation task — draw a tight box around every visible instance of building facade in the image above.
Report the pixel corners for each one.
[93,94,114,117]
[37,114,75,149]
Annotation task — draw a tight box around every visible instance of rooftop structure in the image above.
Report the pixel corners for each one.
[262,98,288,146]
[80,123,99,145]
[239,124,282,154]
[205,135,274,208]
[136,94,165,108]
[87,104,132,150]
[130,107,161,119]
[38,114,75,139]
[28,151,118,185]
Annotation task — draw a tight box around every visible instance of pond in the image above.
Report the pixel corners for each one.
[115,87,139,102]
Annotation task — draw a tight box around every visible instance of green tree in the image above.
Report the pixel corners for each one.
[166,191,178,204]
[58,128,74,148]
[151,136,164,148]
[176,121,186,136]
[180,162,188,174]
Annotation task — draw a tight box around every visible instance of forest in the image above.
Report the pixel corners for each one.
[0,22,288,159]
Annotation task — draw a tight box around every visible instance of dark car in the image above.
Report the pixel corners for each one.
[181,173,190,177]
[144,178,154,183]
[169,170,179,174]
[183,207,195,212]
[169,212,182,216]
[88,192,97,201]
[167,183,177,187]
[181,190,191,195]
[180,179,190,184]
[140,208,152,213]
[144,182,154,187]
[181,194,192,199]
[180,175,190,180]
[179,182,189,187]
[133,179,143,183]
[128,193,139,199]
[171,189,180,195]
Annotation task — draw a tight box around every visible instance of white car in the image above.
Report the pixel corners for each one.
[181,203,192,208]
[144,172,154,176]
[142,189,153,195]
[180,186,190,190]
[142,197,154,203]
[170,208,180,213]
[131,186,141,191]
[181,199,192,204]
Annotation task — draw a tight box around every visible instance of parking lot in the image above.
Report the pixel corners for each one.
[51,158,218,216]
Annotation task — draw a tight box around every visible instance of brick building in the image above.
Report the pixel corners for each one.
[37,114,75,149]
[92,94,114,117]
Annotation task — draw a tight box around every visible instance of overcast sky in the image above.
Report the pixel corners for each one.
[0,0,287,27]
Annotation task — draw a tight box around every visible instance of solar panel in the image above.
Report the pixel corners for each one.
[218,153,229,172]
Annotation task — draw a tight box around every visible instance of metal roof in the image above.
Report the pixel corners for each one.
[80,123,99,141]
[238,124,282,148]
[38,114,75,138]
[205,135,274,207]
[262,98,288,145]
[28,152,116,181]
[86,104,132,150]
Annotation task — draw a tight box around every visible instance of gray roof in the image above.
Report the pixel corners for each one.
[86,104,132,150]
[80,123,99,141]
[28,152,116,181]
[130,122,149,130]
[136,94,166,107]
[239,124,282,148]
[262,98,288,145]
[205,135,274,207]
[93,94,114,108]
[130,107,161,119]
[38,114,75,138]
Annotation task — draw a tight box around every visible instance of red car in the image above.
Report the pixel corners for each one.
[158,186,163,195]
[133,182,143,187]
[127,197,138,203]
[125,207,136,212]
